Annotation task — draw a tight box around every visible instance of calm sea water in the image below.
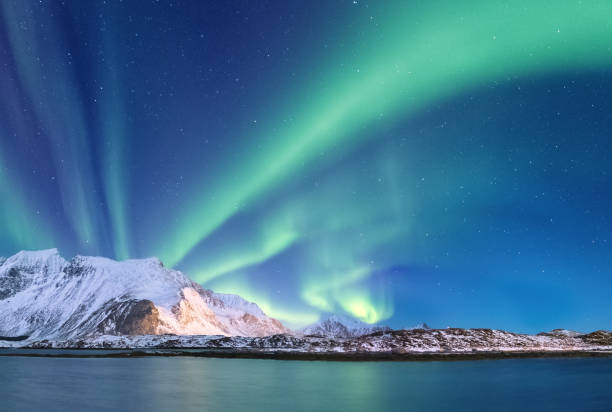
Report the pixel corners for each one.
[0,356,611,411]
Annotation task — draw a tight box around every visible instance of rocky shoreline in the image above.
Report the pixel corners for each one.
[1,348,611,362]
[3,328,611,357]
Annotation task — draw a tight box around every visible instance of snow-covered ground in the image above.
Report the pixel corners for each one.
[18,328,612,353]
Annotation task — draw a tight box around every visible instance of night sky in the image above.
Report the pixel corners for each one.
[1,0,612,332]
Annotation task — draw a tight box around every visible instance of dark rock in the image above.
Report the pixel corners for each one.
[115,300,161,335]
[91,299,161,335]
[580,330,612,346]
[62,258,89,278]
[0,267,32,299]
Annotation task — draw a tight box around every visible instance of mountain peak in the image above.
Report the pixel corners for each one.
[300,312,391,338]
[2,248,67,273]
[537,329,583,337]
[405,322,431,330]
[6,248,62,262]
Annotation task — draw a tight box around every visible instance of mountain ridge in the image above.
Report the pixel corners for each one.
[16,327,612,353]
[300,313,391,338]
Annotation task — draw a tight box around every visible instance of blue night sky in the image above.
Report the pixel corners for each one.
[1,0,611,332]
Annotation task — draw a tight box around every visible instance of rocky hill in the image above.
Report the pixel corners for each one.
[22,328,612,353]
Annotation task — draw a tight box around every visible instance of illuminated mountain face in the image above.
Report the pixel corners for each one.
[0,249,288,340]
[1,1,612,331]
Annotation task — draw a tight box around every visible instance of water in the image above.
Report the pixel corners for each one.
[1,356,611,411]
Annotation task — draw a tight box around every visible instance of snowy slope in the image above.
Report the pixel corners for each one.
[0,249,287,340]
[212,292,266,317]
[299,313,391,338]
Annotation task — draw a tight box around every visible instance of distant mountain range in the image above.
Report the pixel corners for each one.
[1,250,610,355]
[300,314,391,338]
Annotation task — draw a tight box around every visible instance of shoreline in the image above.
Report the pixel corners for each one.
[1,349,611,362]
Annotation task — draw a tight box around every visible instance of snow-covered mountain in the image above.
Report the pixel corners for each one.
[0,249,288,341]
[300,313,391,338]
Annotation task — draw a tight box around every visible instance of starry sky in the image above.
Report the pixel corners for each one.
[1,0,612,332]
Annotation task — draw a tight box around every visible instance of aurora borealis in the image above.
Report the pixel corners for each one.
[1,0,612,331]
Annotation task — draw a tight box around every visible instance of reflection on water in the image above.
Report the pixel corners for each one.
[1,357,611,411]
